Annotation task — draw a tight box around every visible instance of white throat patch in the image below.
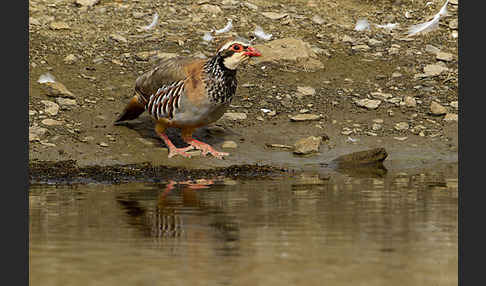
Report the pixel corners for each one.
[223,53,247,70]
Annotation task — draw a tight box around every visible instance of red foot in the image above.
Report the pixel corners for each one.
[167,146,194,158]
[186,139,229,159]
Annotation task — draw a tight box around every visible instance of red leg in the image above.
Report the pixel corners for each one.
[155,122,193,158]
[181,128,229,159]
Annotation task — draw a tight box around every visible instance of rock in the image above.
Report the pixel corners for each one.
[423,64,449,77]
[266,143,294,150]
[29,17,41,26]
[370,92,392,100]
[394,122,409,131]
[311,15,325,25]
[135,51,178,62]
[56,98,77,107]
[109,34,127,43]
[371,123,382,131]
[436,52,454,62]
[63,54,77,64]
[425,44,440,54]
[50,22,70,30]
[41,81,75,98]
[352,44,371,52]
[342,35,355,43]
[40,100,60,116]
[332,148,388,166]
[450,101,458,109]
[403,96,417,108]
[448,19,458,29]
[450,0,458,4]
[222,141,238,149]
[222,112,247,121]
[253,38,320,66]
[368,39,383,47]
[289,114,321,122]
[451,30,458,39]
[430,101,447,115]
[394,137,408,141]
[355,99,381,110]
[297,86,316,96]
[243,2,258,10]
[29,126,48,142]
[444,113,458,122]
[99,142,109,147]
[293,136,322,155]
[75,0,100,7]
[41,119,62,126]
[261,12,288,20]
[200,4,222,14]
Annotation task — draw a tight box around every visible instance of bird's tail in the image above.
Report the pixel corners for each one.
[114,90,147,123]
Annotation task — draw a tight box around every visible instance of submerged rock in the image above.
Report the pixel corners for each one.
[293,136,322,155]
[332,147,388,166]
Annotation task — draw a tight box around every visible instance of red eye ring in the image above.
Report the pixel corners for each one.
[232,44,243,51]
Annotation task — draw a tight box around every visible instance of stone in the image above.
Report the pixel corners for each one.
[372,123,382,131]
[41,81,75,98]
[332,148,388,166]
[50,21,70,30]
[222,141,238,149]
[41,119,62,126]
[450,0,458,4]
[266,143,294,150]
[311,15,325,25]
[444,113,458,122]
[75,0,100,7]
[56,98,77,107]
[99,142,109,147]
[135,51,177,61]
[368,39,383,46]
[297,86,316,96]
[41,100,60,116]
[436,52,454,62]
[425,44,440,54]
[289,114,321,122]
[450,101,458,109]
[423,64,449,77]
[63,54,77,64]
[109,34,127,43]
[293,136,322,155]
[243,2,258,10]
[403,96,417,108]
[261,12,288,20]
[253,38,320,66]
[200,4,222,14]
[352,44,371,52]
[222,112,247,121]
[29,126,48,142]
[355,99,381,110]
[394,137,408,141]
[430,101,447,115]
[448,19,458,29]
[394,122,409,131]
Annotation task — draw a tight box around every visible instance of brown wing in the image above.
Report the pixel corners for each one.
[135,56,205,103]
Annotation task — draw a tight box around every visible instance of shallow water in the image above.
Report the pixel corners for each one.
[29,164,458,286]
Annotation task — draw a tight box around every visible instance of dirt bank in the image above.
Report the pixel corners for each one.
[29,0,458,180]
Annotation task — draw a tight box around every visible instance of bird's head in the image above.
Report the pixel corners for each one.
[215,37,261,70]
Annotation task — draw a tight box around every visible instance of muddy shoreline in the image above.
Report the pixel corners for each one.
[29,0,458,184]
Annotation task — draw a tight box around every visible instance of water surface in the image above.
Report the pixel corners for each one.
[30,165,458,286]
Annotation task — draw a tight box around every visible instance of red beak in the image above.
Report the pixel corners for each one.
[244,46,262,57]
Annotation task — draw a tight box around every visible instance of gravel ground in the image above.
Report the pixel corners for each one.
[29,0,458,175]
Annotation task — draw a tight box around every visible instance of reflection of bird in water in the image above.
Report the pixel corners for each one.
[116,179,240,255]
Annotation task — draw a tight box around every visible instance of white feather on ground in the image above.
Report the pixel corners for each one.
[355,19,370,31]
[202,31,213,42]
[254,26,273,40]
[214,19,232,34]
[375,23,399,30]
[142,12,159,30]
[407,0,449,36]
[38,73,56,84]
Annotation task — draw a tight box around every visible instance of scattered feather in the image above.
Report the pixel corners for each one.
[407,0,449,36]
[375,23,399,30]
[355,19,370,31]
[425,1,434,7]
[346,136,359,143]
[260,108,272,113]
[202,31,213,42]
[38,73,56,84]
[254,25,273,40]
[214,19,233,34]
[142,12,159,30]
